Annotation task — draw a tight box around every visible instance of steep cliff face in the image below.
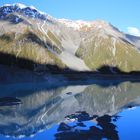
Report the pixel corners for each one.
[0,3,140,73]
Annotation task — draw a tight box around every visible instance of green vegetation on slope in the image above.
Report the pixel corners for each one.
[0,29,66,71]
[76,36,140,72]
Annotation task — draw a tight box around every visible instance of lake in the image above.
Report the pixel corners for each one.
[0,75,140,140]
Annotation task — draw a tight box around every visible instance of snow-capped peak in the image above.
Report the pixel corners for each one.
[58,19,94,30]
[58,19,113,31]
[14,3,27,9]
[3,4,12,7]
[1,3,46,15]
[3,3,27,9]
[0,3,49,20]
[3,3,36,10]
[28,5,46,15]
[0,3,121,36]
[58,18,122,38]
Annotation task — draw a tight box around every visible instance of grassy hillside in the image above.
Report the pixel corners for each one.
[0,29,66,71]
[76,36,140,73]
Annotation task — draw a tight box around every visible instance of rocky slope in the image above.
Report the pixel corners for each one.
[0,3,140,73]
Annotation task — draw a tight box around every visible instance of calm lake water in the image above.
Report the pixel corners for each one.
[0,77,140,140]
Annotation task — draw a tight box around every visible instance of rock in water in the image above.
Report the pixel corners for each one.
[0,97,21,106]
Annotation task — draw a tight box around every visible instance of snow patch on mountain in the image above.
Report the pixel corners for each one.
[0,3,49,20]
[15,3,27,9]
[58,19,93,30]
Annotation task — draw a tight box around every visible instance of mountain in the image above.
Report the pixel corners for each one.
[0,3,140,73]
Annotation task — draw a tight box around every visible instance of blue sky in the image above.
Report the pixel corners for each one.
[0,0,140,35]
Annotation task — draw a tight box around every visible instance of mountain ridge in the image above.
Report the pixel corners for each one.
[0,3,140,73]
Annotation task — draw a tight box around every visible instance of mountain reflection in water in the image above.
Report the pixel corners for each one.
[0,79,140,139]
